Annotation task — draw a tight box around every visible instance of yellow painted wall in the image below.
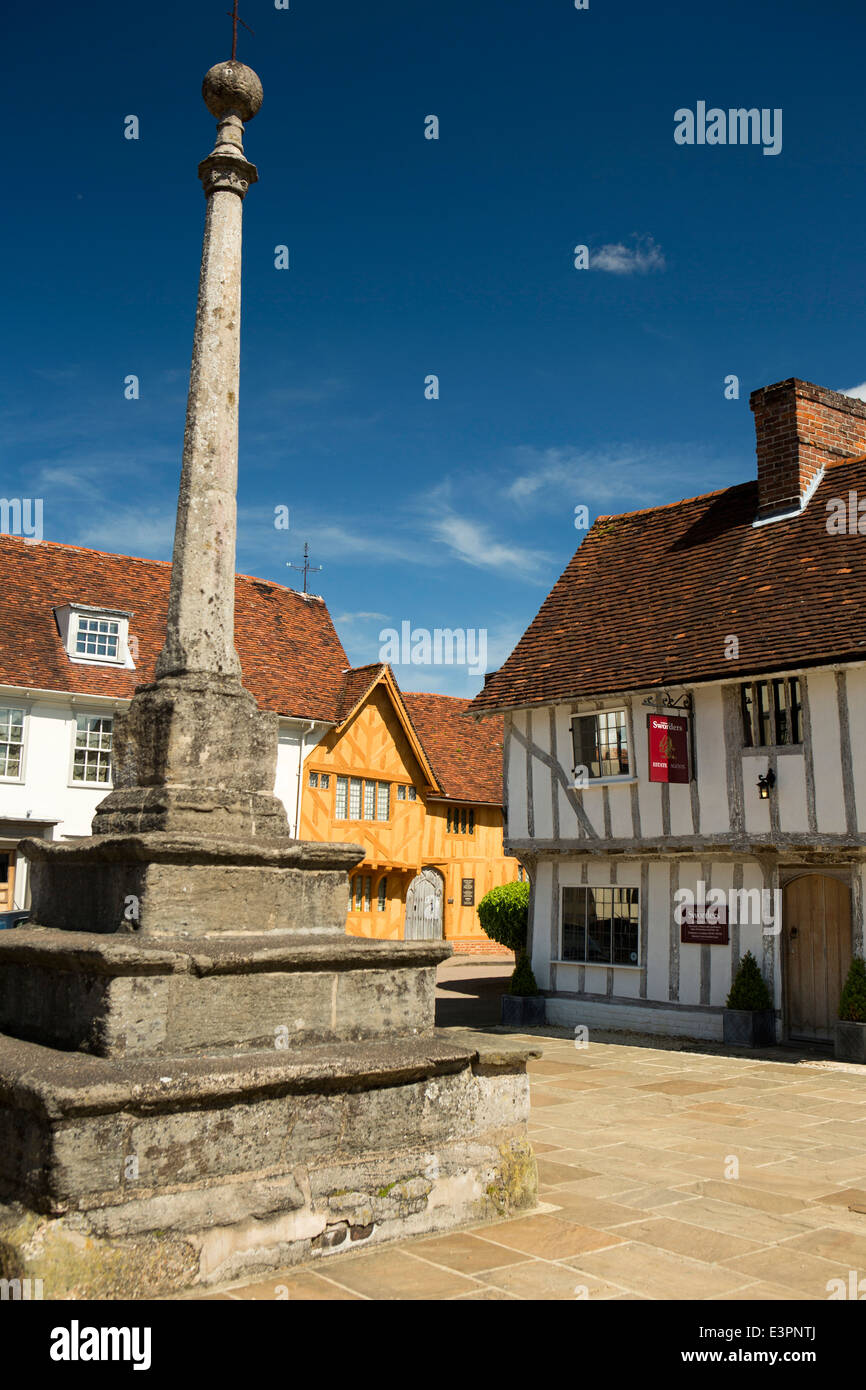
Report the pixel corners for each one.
[298,682,520,942]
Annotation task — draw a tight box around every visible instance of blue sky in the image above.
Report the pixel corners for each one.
[3,0,864,696]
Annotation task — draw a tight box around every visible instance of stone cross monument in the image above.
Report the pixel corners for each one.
[0,53,536,1298]
[94,60,288,846]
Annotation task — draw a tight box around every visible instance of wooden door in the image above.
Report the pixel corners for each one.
[0,852,14,912]
[404,869,443,940]
[783,874,852,1041]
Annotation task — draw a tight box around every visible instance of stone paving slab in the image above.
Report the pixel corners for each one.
[181,1026,866,1301]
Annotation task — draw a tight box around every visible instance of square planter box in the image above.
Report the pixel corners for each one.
[834,1020,866,1065]
[723,1008,776,1048]
[501,995,546,1027]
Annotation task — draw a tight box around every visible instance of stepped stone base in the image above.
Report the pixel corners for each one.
[0,1032,538,1298]
[20,834,365,937]
[0,929,448,1056]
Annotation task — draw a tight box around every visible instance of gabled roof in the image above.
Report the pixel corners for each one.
[333,663,442,793]
[401,693,504,805]
[470,456,866,714]
[331,665,504,805]
[0,534,349,721]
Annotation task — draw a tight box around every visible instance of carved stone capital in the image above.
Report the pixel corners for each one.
[197,152,259,199]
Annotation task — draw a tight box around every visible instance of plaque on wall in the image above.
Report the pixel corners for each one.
[461,878,475,907]
[680,907,729,946]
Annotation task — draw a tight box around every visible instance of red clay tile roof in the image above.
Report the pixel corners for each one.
[0,535,349,721]
[402,692,504,804]
[470,457,866,713]
[335,664,387,723]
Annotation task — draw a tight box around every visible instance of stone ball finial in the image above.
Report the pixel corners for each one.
[202,61,263,123]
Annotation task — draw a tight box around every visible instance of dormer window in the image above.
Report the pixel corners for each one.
[75,616,120,661]
[54,605,135,669]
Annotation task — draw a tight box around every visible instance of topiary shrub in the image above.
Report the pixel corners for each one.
[838,956,866,1023]
[726,951,772,1011]
[477,880,538,995]
[509,951,540,997]
[476,881,530,954]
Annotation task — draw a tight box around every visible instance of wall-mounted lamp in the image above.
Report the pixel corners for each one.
[757,768,776,800]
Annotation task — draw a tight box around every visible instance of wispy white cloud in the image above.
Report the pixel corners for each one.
[840,381,866,402]
[427,513,550,581]
[504,440,734,516]
[591,236,665,275]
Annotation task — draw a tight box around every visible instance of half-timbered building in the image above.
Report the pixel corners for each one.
[470,378,866,1043]
[299,665,519,949]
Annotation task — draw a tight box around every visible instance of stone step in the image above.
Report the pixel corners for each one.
[0,929,451,1057]
[0,1029,538,1296]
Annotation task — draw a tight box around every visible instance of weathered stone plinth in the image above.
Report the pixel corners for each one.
[92,676,288,839]
[0,929,447,1056]
[20,834,363,936]
[0,1032,538,1297]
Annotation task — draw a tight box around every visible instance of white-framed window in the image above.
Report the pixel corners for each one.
[0,707,25,780]
[571,709,630,779]
[75,615,120,661]
[561,886,640,966]
[334,776,391,822]
[71,714,114,784]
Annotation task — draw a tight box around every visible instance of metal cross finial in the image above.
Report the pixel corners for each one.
[287,542,323,595]
[226,0,254,61]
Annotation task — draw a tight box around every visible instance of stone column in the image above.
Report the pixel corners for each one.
[157,73,260,681]
[91,62,289,842]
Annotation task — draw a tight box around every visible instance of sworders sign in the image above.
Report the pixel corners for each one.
[647,714,689,783]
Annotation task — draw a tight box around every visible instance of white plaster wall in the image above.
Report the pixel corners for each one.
[646,862,670,1002]
[608,785,633,838]
[529,708,553,840]
[0,699,115,839]
[808,669,847,832]
[554,706,577,834]
[505,719,528,840]
[694,686,728,832]
[709,860,736,1006]
[530,858,553,988]
[278,722,328,837]
[846,668,866,834]
[776,755,809,834]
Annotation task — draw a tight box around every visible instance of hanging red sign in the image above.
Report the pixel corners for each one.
[647,714,690,783]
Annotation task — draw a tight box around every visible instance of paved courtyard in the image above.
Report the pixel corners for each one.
[191,1019,866,1301]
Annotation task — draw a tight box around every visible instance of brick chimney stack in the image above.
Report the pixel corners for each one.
[750,378,866,521]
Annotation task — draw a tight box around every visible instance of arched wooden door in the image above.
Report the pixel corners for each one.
[404,868,444,940]
[783,874,852,1042]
